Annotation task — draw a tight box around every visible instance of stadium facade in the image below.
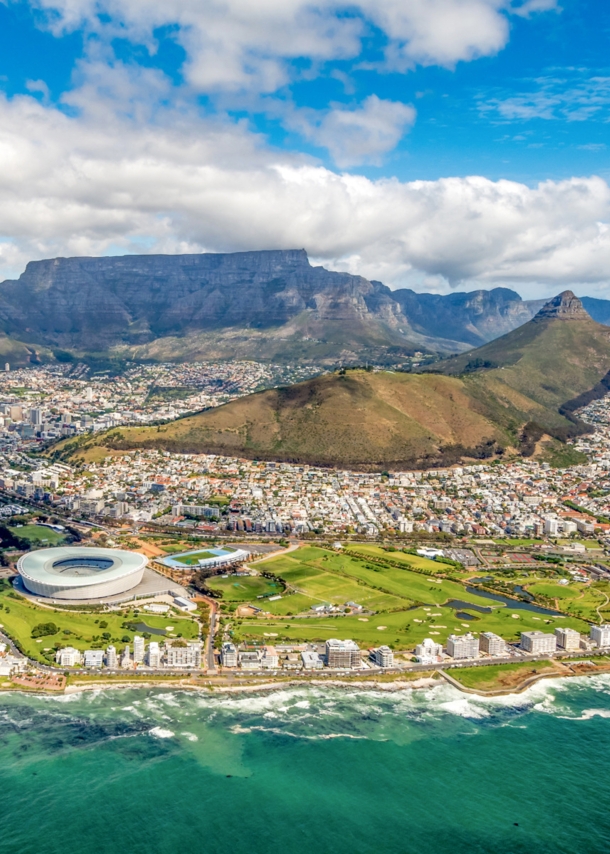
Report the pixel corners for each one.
[17,546,148,600]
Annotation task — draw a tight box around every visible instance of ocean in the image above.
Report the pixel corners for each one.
[1,676,610,854]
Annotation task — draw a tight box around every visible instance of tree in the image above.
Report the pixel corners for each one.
[31,622,60,638]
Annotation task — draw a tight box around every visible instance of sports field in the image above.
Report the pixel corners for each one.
[172,550,219,565]
[9,524,67,546]
[206,575,282,602]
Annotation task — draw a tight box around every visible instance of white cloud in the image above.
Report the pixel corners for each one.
[0,68,609,301]
[289,96,416,167]
[483,75,610,123]
[24,0,557,92]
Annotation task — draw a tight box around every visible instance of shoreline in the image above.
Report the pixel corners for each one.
[2,663,609,700]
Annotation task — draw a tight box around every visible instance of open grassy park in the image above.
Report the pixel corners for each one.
[0,581,199,664]
[222,545,591,649]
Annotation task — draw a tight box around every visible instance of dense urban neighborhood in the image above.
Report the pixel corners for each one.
[0,362,609,693]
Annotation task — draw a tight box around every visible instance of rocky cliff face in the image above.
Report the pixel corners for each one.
[533,290,591,321]
[391,286,542,346]
[0,250,607,358]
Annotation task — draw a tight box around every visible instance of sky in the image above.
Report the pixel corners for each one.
[0,0,609,298]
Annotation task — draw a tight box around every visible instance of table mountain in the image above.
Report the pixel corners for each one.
[1,249,608,364]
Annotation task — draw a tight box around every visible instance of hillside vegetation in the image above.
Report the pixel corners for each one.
[49,294,610,469]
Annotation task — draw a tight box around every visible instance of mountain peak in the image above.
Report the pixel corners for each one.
[533,290,590,321]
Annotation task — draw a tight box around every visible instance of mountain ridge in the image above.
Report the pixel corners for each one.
[1,249,609,364]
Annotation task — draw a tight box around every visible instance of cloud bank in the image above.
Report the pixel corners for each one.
[0,63,608,299]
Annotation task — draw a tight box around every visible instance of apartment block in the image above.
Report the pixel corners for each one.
[520,631,557,654]
[446,633,480,660]
[325,638,361,669]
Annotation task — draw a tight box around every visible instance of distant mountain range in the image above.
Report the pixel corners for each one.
[1,249,609,365]
[52,292,610,470]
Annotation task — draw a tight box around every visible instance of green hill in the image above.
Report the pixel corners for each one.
[50,292,610,469]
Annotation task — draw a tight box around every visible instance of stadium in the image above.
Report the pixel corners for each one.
[17,546,148,601]
[161,546,249,571]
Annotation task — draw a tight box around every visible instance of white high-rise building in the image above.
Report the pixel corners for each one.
[121,645,132,668]
[544,517,559,536]
[415,638,443,664]
[446,633,480,660]
[106,645,117,668]
[147,641,161,668]
[372,646,394,668]
[479,632,507,656]
[221,642,238,667]
[590,625,610,648]
[555,627,581,651]
[520,631,557,654]
[133,635,145,663]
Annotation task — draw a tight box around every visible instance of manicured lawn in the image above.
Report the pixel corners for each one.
[239,545,592,649]
[348,544,446,574]
[9,524,67,545]
[450,661,555,690]
[493,538,540,546]
[0,585,199,663]
[206,575,282,601]
[232,603,589,650]
[527,581,580,600]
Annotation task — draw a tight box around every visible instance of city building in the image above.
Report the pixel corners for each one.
[165,641,202,669]
[55,647,83,667]
[121,645,132,668]
[147,642,161,668]
[260,646,279,668]
[554,627,581,651]
[325,638,361,669]
[590,625,610,648]
[415,638,443,664]
[239,651,260,670]
[106,645,117,668]
[520,631,557,654]
[301,650,323,669]
[446,633,480,660]
[479,632,507,656]
[221,642,238,667]
[372,646,394,668]
[133,635,145,663]
[83,650,104,668]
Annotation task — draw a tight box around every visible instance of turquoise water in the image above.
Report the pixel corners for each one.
[2,677,610,854]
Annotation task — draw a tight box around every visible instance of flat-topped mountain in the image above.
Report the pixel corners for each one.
[1,249,608,364]
[52,292,610,469]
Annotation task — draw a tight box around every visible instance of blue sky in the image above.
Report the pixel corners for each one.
[0,0,608,298]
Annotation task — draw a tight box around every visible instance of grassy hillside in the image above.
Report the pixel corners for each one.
[49,304,610,469]
[49,369,514,468]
